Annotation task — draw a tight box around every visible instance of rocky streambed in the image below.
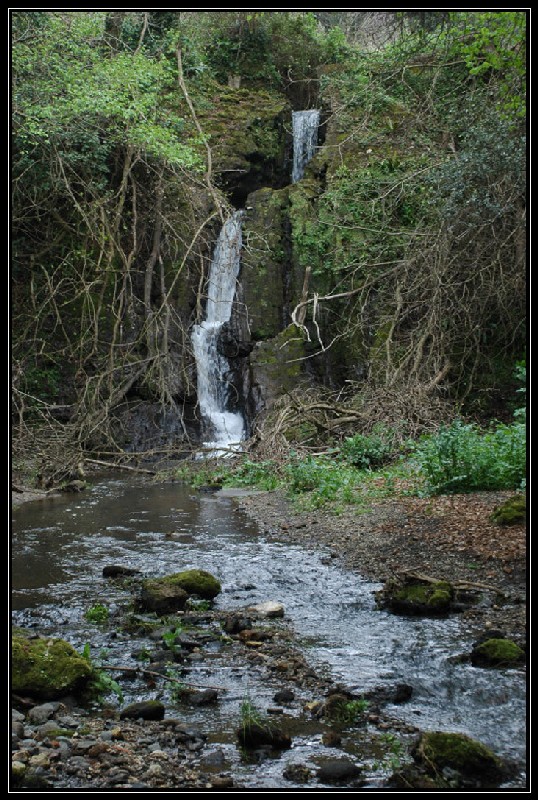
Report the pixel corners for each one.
[11,476,527,790]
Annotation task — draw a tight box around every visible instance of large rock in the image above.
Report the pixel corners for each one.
[138,569,221,613]
[414,731,505,788]
[470,638,525,668]
[316,758,363,785]
[376,575,453,616]
[12,632,92,700]
[236,721,292,750]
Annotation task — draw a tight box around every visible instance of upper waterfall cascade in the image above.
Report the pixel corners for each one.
[292,109,320,183]
[191,211,245,453]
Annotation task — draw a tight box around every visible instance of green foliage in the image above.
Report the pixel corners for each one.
[162,625,185,653]
[81,643,124,704]
[285,455,359,508]
[412,419,526,495]
[13,15,202,170]
[373,732,406,771]
[224,459,280,490]
[84,603,110,623]
[445,11,526,119]
[428,108,525,227]
[340,426,398,469]
[326,696,369,725]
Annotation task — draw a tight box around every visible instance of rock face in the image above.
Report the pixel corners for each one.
[12,632,92,700]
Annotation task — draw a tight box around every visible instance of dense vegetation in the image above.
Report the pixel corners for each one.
[11,11,526,490]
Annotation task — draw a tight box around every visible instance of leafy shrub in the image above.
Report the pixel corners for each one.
[412,419,526,495]
[340,427,397,469]
[226,459,280,491]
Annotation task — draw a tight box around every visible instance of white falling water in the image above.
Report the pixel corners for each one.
[191,211,245,454]
[292,109,320,183]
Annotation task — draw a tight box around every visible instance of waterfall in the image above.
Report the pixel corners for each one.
[292,109,320,183]
[191,211,245,454]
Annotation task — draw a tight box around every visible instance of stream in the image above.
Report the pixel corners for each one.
[11,475,526,789]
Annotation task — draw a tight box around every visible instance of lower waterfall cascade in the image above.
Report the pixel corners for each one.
[191,210,245,454]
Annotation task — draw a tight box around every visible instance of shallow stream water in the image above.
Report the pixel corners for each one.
[11,475,526,788]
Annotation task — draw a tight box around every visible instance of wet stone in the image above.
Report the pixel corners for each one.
[283,763,312,783]
[316,758,363,785]
[28,703,58,724]
[120,701,165,721]
[273,689,295,704]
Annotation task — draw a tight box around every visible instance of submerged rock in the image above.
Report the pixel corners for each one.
[103,565,140,578]
[119,701,165,721]
[12,632,92,700]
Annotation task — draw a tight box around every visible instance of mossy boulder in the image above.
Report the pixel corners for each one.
[377,576,453,616]
[12,632,93,700]
[138,570,221,613]
[414,731,505,788]
[470,638,525,668]
[169,569,221,600]
[490,495,526,526]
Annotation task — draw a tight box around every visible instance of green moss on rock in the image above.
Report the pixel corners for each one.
[416,731,504,786]
[169,569,221,600]
[470,638,525,668]
[12,632,92,700]
[381,578,453,616]
[139,569,221,614]
[490,495,526,526]
[250,324,307,405]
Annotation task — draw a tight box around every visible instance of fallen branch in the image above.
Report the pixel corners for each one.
[398,569,506,597]
[86,458,156,475]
